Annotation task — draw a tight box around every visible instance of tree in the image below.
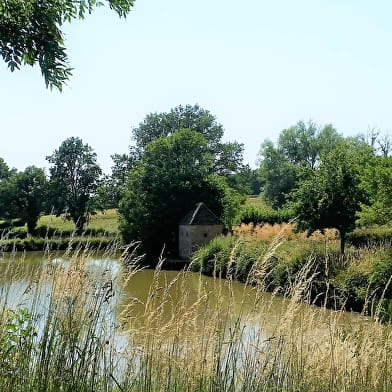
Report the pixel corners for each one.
[132,104,244,176]
[226,165,262,195]
[259,121,343,208]
[46,137,102,233]
[0,0,135,90]
[357,128,392,157]
[0,166,47,233]
[259,140,299,208]
[93,148,141,210]
[119,129,242,261]
[292,143,366,253]
[0,158,15,183]
[357,156,392,226]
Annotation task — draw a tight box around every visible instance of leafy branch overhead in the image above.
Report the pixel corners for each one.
[0,0,135,90]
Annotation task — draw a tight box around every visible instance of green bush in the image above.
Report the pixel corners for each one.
[347,227,392,247]
[191,236,237,277]
[235,205,294,226]
[333,266,369,312]
[33,225,110,238]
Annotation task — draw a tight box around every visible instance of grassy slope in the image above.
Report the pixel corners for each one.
[37,209,119,234]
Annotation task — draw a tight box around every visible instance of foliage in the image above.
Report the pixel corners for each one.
[119,129,242,261]
[132,104,245,176]
[226,165,262,195]
[357,156,392,226]
[235,204,294,226]
[0,235,116,251]
[347,226,392,248]
[0,166,47,234]
[193,232,392,317]
[357,128,392,157]
[94,149,140,210]
[0,309,36,384]
[0,0,135,89]
[46,137,102,234]
[259,121,343,208]
[191,236,237,276]
[292,142,367,253]
[0,158,15,183]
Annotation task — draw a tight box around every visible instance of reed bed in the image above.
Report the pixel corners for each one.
[0,241,390,391]
[233,222,338,242]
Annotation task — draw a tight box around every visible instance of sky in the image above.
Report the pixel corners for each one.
[2,0,392,174]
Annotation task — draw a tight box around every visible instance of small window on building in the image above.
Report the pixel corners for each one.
[204,233,208,238]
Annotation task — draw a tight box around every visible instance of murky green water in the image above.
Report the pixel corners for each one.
[0,251,367,340]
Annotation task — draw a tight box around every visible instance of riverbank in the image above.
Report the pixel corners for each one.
[191,223,392,321]
[0,210,119,251]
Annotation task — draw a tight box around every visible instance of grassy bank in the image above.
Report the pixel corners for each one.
[0,244,391,391]
[0,210,119,251]
[192,223,392,320]
[37,209,119,234]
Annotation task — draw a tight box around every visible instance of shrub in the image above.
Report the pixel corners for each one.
[347,227,392,247]
[236,205,294,226]
[191,236,237,277]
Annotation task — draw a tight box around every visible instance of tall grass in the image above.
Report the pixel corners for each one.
[0,240,391,391]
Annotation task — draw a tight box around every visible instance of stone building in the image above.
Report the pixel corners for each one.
[179,202,223,260]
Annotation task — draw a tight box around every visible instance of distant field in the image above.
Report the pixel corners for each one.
[245,196,269,208]
[38,209,119,234]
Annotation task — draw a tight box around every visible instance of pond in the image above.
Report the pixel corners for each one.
[0,251,367,339]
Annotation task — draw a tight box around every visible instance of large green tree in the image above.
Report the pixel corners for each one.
[119,129,242,261]
[0,0,135,89]
[357,155,392,226]
[47,137,102,233]
[292,142,367,253]
[0,166,47,233]
[0,158,15,183]
[132,104,244,176]
[259,121,343,208]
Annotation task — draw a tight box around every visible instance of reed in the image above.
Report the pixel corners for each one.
[0,239,390,391]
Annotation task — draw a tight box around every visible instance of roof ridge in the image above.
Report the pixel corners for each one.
[179,202,222,225]
[189,202,203,225]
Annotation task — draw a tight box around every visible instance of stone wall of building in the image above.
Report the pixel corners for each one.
[179,224,223,259]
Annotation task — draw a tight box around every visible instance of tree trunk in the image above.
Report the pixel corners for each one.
[26,220,36,235]
[339,230,346,254]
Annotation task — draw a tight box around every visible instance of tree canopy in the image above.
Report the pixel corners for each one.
[132,104,244,176]
[357,155,392,226]
[119,129,242,262]
[0,158,15,183]
[0,166,47,233]
[259,121,343,208]
[46,137,102,233]
[0,0,135,90]
[292,142,367,253]
[93,148,141,210]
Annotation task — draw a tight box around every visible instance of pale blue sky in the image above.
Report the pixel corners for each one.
[1,0,392,174]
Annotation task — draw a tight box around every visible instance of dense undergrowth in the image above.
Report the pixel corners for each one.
[0,242,391,391]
